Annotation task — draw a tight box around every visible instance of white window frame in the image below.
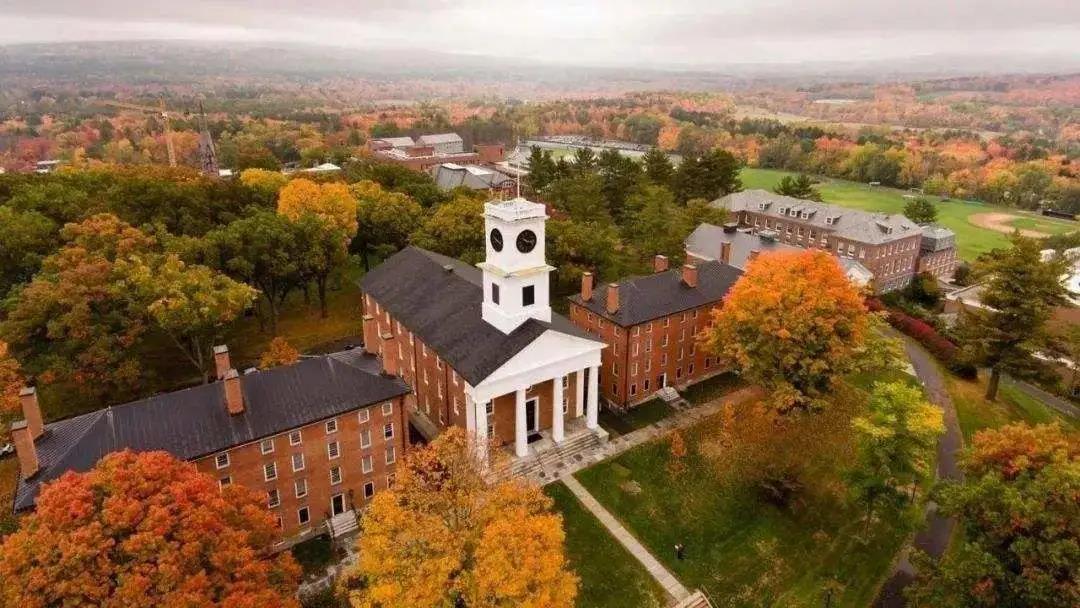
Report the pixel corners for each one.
[363,481,375,499]
[360,428,372,449]
[362,455,374,474]
[325,418,338,434]
[215,452,230,469]
[264,462,278,482]
[219,476,231,489]
[289,430,302,446]
[382,401,393,416]
[297,507,310,525]
[259,438,274,454]
[294,478,308,498]
[385,446,396,465]
[292,453,305,472]
[384,423,394,440]
[267,489,280,508]
[329,466,342,485]
[327,441,341,460]
[358,409,370,423]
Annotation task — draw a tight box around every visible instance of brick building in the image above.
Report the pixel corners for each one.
[714,190,958,291]
[9,347,409,546]
[567,256,742,408]
[367,132,505,173]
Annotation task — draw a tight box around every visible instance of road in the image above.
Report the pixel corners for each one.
[872,336,963,608]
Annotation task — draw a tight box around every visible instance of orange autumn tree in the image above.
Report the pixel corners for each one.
[342,428,577,608]
[0,450,301,608]
[0,341,21,415]
[702,250,870,412]
[260,336,300,368]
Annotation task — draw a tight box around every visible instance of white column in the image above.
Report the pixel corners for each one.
[586,366,599,430]
[515,388,528,457]
[474,398,488,465]
[552,376,565,443]
[465,393,476,433]
[575,369,585,418]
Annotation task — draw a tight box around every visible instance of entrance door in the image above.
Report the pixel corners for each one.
[331,493,346,516]
[657,373,667,389]
[525,397,540,433]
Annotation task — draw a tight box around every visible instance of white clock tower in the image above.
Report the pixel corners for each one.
[478,197,554,334]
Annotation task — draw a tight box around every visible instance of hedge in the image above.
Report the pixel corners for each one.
[868,298,977,378]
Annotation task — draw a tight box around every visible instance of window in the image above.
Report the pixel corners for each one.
[645,358,651,372]
[661,353,668,365]
[644,379,650,391]
[663,318,670,327]
[289,430,302,446]
[562,375,569,389]
[491,283,500,304]
[264,462,278,481]
[522,285,535,306]
[613,363,618,377]
[325,419,338,434]
[219,476,231,488]
[327,441,341,460]
[360,428,372,449]
[292,453,305,472]
[363,481,375,499]
[630,384,637,396]
[260,438,274,454]
[631,362,638,376]
[358,409,370,423]
[384,423,394,440]
[215,453,230,469]
[678,347,684,361]
[297,507,310,525]
[267,489,280,508]
[676,367,683,379]
[295,479,308,498]
[382,402,393,416]
[362,455,374,474]
[385,446,396,465]
[705,357,712,369]
[330,466,342,485]
[689,363,695,375]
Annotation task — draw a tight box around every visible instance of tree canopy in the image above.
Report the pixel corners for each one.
[0,450,301,608]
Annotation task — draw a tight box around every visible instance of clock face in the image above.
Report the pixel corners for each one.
[489,228,503,252]
[516,229,537,253]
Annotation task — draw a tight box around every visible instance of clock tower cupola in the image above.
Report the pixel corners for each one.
[478,197,554,334]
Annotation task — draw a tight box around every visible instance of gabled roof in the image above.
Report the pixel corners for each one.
[375,136,415,148]
[13,350,409,512]
[684,223,800,270]
[432,163,515,191]
[714,190,921,245]
[360,247,597,386]
[568,260,743,327]
[416,133,463,145]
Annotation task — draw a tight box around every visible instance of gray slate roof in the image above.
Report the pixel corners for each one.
[432,163,515,191]
[13,350,409,512]
[714,190,921,245]
[684,223,800,270]
[360,247,597,387]
[375,136,415,148]
[416,133,463,146]
[568,260,743,327]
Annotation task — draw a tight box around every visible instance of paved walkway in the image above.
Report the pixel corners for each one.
[872,336,963,608]
[562,475,690,602]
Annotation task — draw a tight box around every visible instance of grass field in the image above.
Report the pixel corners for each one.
[546,482,669,608]
[947,371,1079,441]
[574,388,917,607]
[740,168,1077,261]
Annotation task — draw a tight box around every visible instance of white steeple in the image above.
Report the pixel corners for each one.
[478,197,554,334]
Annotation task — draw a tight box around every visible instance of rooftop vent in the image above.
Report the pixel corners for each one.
[722,222,739,234]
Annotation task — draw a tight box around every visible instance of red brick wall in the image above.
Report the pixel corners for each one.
[917,248,958,280]
[569,302,724,408]
[194,394,408,541]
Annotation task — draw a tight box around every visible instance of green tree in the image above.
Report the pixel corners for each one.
[958,234,1071,400]
[909,424,1079,608]
[547,172,611,225]
[204,211,305,335]
[0,206,55,297]
[622,185,691,264]
[526,146,558,192]
[293,215,350,319]
[673,149,743,203]
[596,149,643,222]
[685,198,729,228]
[546,219,624,294]
[642,147,674,187]
[622,114,663,146]
[849,381,944,532]
[571,147,597,173]
[123,254,257,379]
[410,195,486,264]
[351,180,424,270]
[773,174,822,201]
[903,197,939,224]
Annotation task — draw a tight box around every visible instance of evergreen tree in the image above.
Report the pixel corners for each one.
[642,147,675,187]
[774,174,822,201]
[673,149,743,203]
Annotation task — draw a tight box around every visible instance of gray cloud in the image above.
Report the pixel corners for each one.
[0,0,1077,66]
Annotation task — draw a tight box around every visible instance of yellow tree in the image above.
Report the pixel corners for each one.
[342,428,577,608]
[240,168,289,198]
[702,250,869,412]
[277,178,359,238]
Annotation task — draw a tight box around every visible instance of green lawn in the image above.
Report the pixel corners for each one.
[739,168,1077,261]
[680,372,743,405]
[546,482,669,608]
[574,408,915,607]
[948,371,1079,440]
[599,398,675,437]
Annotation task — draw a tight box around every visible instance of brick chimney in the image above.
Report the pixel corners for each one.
[19,386,43,440]
[653,255,669,273]
[380,332,399,377]
[720,242,732,265]
[213,345,231,381]
[580,272,594,301]
[10,421,38,478]
[682,264,698,288]
[606,283,620,315]
[362,314,378,355]
[223,369,244,415]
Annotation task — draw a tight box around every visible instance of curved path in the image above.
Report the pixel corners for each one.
[872,337,964,608]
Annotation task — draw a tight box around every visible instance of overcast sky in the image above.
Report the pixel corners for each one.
[1,1,1078,67]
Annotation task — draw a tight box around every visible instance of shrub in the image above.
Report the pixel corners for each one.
[868,298,975,377]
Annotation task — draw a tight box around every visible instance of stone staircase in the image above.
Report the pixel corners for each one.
[672,590,714,608]
[489,428,607,483]
[326,510,359,538]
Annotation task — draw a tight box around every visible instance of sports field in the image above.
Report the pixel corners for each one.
[740,168,1077,260]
